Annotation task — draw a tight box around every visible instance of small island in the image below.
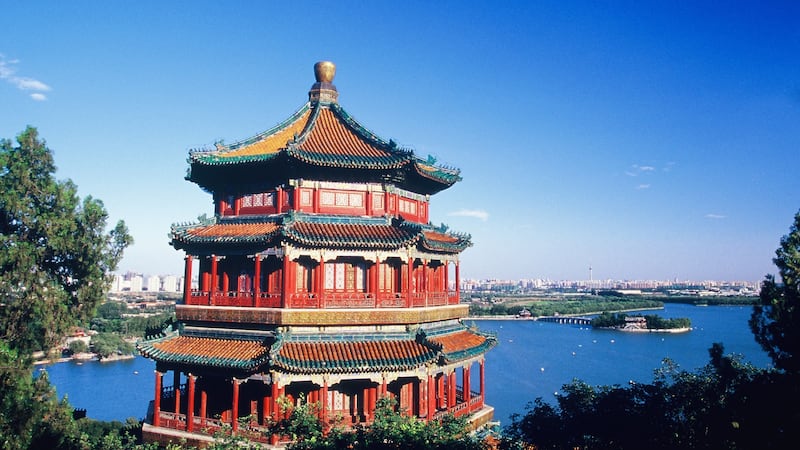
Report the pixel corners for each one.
[592,312,691,333]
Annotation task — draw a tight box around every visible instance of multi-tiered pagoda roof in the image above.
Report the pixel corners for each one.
[187,93,460,195]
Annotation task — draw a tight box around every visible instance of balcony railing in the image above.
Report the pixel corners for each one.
[186,290,460,309]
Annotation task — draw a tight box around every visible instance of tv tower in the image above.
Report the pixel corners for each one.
[589,264,593,282]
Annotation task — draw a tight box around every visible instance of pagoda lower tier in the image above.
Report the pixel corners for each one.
[137,317,497,447]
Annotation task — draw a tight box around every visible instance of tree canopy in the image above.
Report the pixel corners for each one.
[0,127,132,355]
[750,209,800,374]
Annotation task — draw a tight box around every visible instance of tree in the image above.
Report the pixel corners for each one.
[0,126,133,355]
[0,127,132,450]
[500,346,800,450]
[68,339,89,354]
[750,209,800,373]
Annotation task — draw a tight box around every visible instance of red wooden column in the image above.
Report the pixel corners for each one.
[316,258,325,308]
[281,253,291,308]
[222,272,230,293]
[380,374,388,397]
[370,261,379,305]
[447,371,456,411]
[437,373,446,409]
[270,382,282,423]
[463,365,471,407]
[200,389,207,427]
[421,260,428,306]
[253,255,262,306]
[186,374,196,432]
[210,255,218,305]
[173,371,181,420]
[366,384,377,421]
[232,378,241,432]
[183,255,193,304]
[261,394,272,425]
[442,260,450,298]
[480,359,486,406]
[153,371,163,427]
[427,374,436,421]
[406,257,414,307]
[321,378,329,428]
[454,261,461,305]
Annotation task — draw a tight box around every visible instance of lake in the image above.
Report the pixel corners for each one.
[40,303,770,425]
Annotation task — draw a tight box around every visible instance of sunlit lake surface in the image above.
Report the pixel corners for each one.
[42,303,769,425]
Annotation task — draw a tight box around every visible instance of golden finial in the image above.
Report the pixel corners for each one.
[314,61,336,83]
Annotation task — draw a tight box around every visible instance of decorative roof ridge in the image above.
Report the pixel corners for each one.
[329,103,412,157]
[287,101,324,150]
[216,214,285,225]
[401,220,471,242]
[138,326,180,346]
[412,154,462,178]
[170,214,219,233]
[197,103,312,155]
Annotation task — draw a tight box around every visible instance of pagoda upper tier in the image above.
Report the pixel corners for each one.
[187,62,461,195]
[170,212,471,256]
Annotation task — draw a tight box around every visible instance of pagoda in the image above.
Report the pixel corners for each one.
[138,62,496,447]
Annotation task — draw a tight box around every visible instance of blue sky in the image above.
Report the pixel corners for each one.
[2,1,798,282]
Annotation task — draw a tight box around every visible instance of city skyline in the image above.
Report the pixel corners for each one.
[2,1,799,281]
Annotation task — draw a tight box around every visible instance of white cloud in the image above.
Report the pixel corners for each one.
[0,54,52,99]
[626,164,657,176]
[705,214,726,219]
[635,184,650,190]
[448,209,489,221]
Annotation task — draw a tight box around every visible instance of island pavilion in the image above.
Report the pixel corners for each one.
[138,62,497,447]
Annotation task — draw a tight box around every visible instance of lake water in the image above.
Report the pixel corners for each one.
[40,303,770,425]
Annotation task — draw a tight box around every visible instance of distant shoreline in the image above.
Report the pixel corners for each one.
[33,352,135,366]
[596,326,691,334]
[466,306,664,321]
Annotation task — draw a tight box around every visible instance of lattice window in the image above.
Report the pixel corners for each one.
[300,189,312,206]
[378,263,396,291]
[326,261,366,292]
[321,191,335,206]
[295,262,313,292]
[373,193,384,209]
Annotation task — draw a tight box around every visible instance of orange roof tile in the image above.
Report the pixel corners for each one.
[138,335,271,370]
[187,222,280,239]
[222,108,312,158]
[153,336,266,360]
[299,108,391,159]
[288,221,417,248]
[274,339,437,373]
[422,230,461,244]
[429,330,488,354]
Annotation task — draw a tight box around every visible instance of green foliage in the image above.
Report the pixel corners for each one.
[502,344,799,450]
[90,309,174,337]
[1,341,79,450]
[591,311,627,327]
[591,312,690,329]
[91,332,134,359]
[644,314,690,329]
[96,301,129,320]
[0,127,133,354]
[276,395,485,450]
[751,209,800,374]
[68,339,89,354]
[470,297,664,318]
